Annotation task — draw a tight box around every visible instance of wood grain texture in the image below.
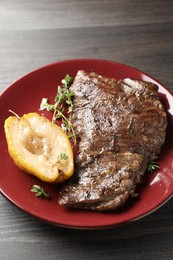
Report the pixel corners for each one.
[0,1,173,259]
[0,0,173,30]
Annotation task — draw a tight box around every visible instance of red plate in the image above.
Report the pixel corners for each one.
[0,59,173,229]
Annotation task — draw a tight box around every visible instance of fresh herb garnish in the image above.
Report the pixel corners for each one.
[55,153,69,166]
[31,184,50,198]
[61,74,74,87]
[147,161,160,173]
[40,74,76,143]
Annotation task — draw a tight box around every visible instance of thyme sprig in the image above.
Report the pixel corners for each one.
[40,74,76,143]
[147,161,160,173]
[54,153,69,166]
[31,185,50,198]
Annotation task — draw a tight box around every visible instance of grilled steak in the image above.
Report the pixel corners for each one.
[58,70,167,211]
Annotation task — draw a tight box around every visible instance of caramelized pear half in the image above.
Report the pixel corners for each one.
[4,112,74,183]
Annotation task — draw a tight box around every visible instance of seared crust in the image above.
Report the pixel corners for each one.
[58,71,167,211]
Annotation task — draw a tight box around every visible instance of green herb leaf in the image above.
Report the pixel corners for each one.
[31,187,39,193]
[40,74,76,143]
[59,153,68,160]
[147,162,160,173]
[62,74,73,87]
[31,185,50,198]
[53,153,69,166]
[32,184,41,190]
[35,191,43,197]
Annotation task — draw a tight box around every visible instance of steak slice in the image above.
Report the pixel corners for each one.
[58,70,167,211]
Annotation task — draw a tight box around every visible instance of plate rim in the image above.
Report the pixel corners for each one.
[1,58,173,229]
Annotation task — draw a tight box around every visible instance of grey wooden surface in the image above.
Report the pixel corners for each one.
[0,1,173,259]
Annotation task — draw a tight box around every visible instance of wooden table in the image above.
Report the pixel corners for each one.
[0,1,173,259]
